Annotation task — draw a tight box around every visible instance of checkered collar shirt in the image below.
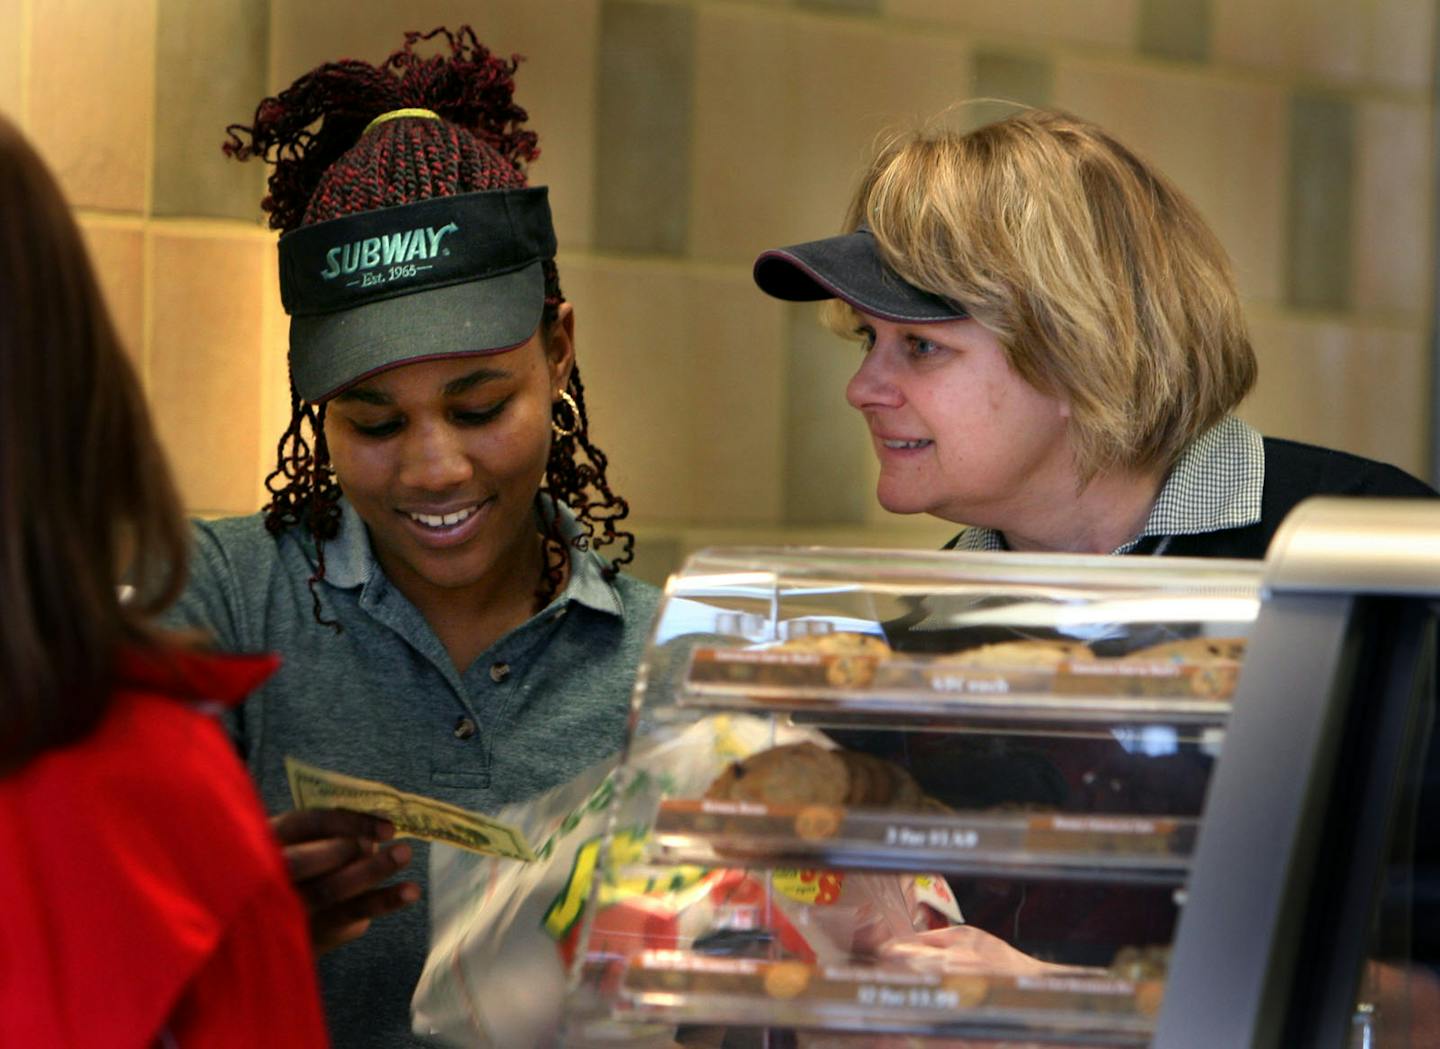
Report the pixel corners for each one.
[947,415,1266,555]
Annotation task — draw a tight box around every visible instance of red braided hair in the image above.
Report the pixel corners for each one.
[225,26,538,233]
[226,26,634,624]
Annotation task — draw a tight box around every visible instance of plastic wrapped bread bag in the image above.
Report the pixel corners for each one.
[412,715,965,1046]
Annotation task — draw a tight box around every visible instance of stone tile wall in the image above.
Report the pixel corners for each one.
[2,0,1433,583]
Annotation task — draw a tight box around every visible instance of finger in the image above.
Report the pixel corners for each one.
[282,834,376,883]
[271,807,395,846]
[312,881,422,955]
[313,915,373,955]
[297,841,415,913]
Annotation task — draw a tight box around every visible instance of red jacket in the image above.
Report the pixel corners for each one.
[0,646,329,1048]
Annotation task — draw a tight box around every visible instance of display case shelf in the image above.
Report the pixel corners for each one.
[678,644,1238,725]
[614,951,1160,1046]
[651,800,1196,884]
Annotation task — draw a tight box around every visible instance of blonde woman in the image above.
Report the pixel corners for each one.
[755,108,1431,558]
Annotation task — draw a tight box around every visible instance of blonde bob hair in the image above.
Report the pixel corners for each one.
[827,107,1256,481]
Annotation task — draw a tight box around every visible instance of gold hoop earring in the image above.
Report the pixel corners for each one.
[551,389,580,438]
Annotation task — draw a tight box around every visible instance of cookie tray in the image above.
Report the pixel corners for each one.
[610,950,1159,1045]
[650,800,1196,884]
[680,648,1238,726]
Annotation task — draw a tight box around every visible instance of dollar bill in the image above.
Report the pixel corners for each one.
[284,756,534,862]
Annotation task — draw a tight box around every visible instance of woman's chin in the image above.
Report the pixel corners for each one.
[875,488,929,516]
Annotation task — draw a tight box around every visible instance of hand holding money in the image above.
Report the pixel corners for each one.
[277,758,535,953]
[271,806,420,955]
[284,758,535,862]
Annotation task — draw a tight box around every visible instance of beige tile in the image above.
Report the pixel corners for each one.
[966,49,1054,131]
[884,0,1139,50]
[269,0,598,250]
[1286,92,1354,311]
[690,4,790,264]
[623,529,684,588]
[1353,99,1430,319]
[0,0,23,123]
[556,256,692,526]
[785,303,872,525]
[1138,0,1211,63]
[560,255,788,527]
[27,0,154,212]
[1212,0,1366,81]
[149,230,269,514]
[78,220,146,373]
[1055,61,1287,305]
[1370,0,1435,92]
[799,0,880,13]
[153,0,268,220]
[1240,313,1429,477]
[594,0,694,255]
[784,18,974,248]
[686,272,787,524]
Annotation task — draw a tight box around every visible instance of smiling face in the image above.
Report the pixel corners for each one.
[323,307,574,615]
[845,312,1076,530]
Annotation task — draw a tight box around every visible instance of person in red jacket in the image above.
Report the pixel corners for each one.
[0,113,330,1047]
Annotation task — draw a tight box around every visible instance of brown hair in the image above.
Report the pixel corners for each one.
[0,115,190,772]
[225,26,633,623]
[827,107,1257,480]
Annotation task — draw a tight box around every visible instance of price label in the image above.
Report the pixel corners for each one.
[856,984,962,1010]
[884,823,980,850]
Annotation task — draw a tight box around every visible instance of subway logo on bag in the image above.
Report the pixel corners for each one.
[772,869,844,905]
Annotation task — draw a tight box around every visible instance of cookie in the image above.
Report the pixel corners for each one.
[1134,979,1166,1018]
[1126,637,1246,664]
[798,632,891,657]
[941,974,991,1008]
[1110,944,1171,981]
[794,804,843,841]
[703,757,746,801]
[825,652,878,689]
[704,743,933,814]
[880,758,924,809]
[706,742,851,806]
[940,639,1095,667]
[773,631,890,688]
[762,960,813,1000]
[839,749,886,806]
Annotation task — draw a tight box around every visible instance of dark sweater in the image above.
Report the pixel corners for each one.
[1140,436,1436,558]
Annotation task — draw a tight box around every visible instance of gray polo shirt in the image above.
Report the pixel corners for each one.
[166,498,661,1049]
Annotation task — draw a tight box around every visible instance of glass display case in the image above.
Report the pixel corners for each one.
[561,498,1437,1048]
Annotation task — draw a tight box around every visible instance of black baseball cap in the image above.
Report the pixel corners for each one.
[753,225,967,324]
[277,187,556,402]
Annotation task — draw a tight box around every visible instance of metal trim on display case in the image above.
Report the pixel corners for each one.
[1264,498,1440,596]
[1156,498,1440,1048]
